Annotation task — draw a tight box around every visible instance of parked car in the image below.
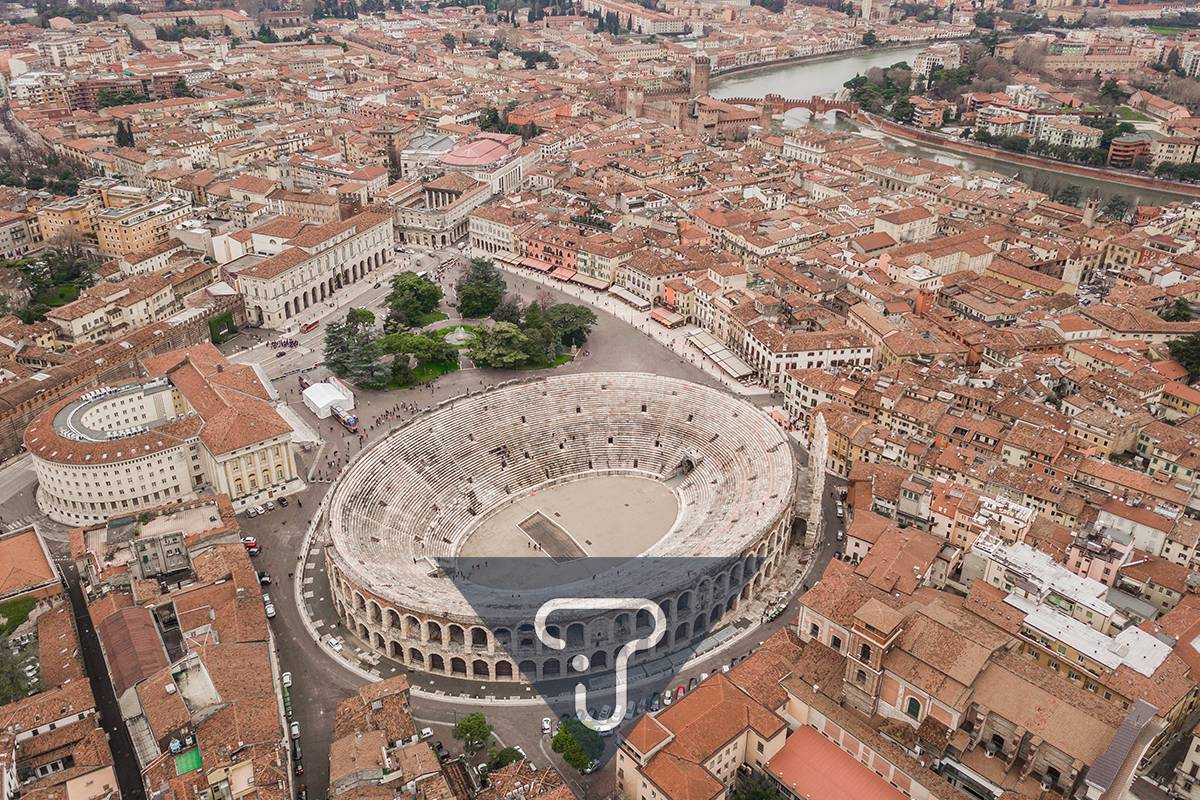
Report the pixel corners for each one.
[254,505,266,516]
[247,506,260,517]
[278,496,289,507]
[541,717,552,735]
[281,672,292,688]
[676,685,685,699]
[661,690,672,707]
[275,351,286,358]
[292,741,302,761]
[433,741,450,761]
[261,592,271,605]
[623,705,635,721]
[649,694,660,711]
[835,502,845,519]
[266,501,275,512]
[325,636,343,653]
[294,761,303,776]
[290,721,301,739]
[420,727,433,740]
[636,697,646,714]
[687,677,697,691]
[258,571,271,585]
[296,786,307,800]
[513,746,531,768]
[583,760,600,774]
[265,603,276,619]
[241,536,257,547]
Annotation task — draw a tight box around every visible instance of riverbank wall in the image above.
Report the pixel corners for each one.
[858,112,1200,200]
[710,38,967,82]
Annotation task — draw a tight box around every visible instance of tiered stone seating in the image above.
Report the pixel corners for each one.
[327,372,795,619]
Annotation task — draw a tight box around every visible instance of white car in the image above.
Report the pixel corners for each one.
[265,603,276,619]
[253,505,266,516]
[325,636,343,653]
[265,501,276,512]
[420,727,433,740]
[247,506,260,518]
[290,721,301,739]
[262,593,271,605]
[281,672,292,688]
[541,717,552,735]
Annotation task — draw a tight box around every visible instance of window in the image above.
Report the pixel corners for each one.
[830,635,842,652]
[809,623,819,638]
[860,643,871,662]
[905,697,921,719]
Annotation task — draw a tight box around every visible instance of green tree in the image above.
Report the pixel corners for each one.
[520,301,557,363]
[1168,333,1200,380]
[456,258,507,318]
[1103,194,1130,221]
[862,30,878,45]
[1099,78,1127,105]
[1052,185,1081,206]
[324,308,384,386]
[452,712,493,754]
[255,23,279,42]
[487,746,524,770]
[551,720,603,772]
[1162,298,1194,323]
[546,303,597,348]
[442,31,457,51]
[172,76,194,97]
[491,295,523,324]
[468,322,532,368]
[384,272,443,331]
[730,773,784,800]
[0,639,28,705]
[96,88,147,109]
[114,119,134,147]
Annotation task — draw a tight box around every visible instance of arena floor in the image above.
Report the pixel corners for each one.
[457,474,680,589]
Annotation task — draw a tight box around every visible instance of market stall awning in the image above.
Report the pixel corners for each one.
[650,308,686,328]
[550,267,577,281]
[571,273,610,290]
[686,330,754,380]
[609,285,652,311]
[521,257,553,272]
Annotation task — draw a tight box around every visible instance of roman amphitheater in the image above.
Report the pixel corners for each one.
[324,372,798,684]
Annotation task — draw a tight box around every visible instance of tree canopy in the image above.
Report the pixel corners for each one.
[384,271,443,331]
[323,308,385,386]
[551,719,603,772]
[456,258,507,318]
[452,712,493,754]
[1168,333,1200,380]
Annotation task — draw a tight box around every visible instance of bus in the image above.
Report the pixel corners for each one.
[300,321,320,334]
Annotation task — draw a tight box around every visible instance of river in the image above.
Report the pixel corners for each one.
[710,45,1184,206]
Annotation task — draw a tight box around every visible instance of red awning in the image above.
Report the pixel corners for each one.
[550,267,577,281]
[521,257,553,272]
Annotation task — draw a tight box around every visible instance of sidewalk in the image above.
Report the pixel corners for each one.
[492,262,770,400]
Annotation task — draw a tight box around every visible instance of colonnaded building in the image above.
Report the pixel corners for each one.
[324,372,799,684]
[26,343,300,525]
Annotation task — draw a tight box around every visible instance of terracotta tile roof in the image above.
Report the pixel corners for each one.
[95,605,169,696]
[0,527,56,597]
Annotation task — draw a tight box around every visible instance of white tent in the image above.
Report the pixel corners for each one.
[303,380,354,419]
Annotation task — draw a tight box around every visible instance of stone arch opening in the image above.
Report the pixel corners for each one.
[429,654,445,672]
[471,659,489,678]
[470,627,489,649]
[543,657,561,677]
[495,660,514,680]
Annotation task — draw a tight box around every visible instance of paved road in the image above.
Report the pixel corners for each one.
[60,561,147,800]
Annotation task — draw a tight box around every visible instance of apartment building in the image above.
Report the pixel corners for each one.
[94,195,193,257]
